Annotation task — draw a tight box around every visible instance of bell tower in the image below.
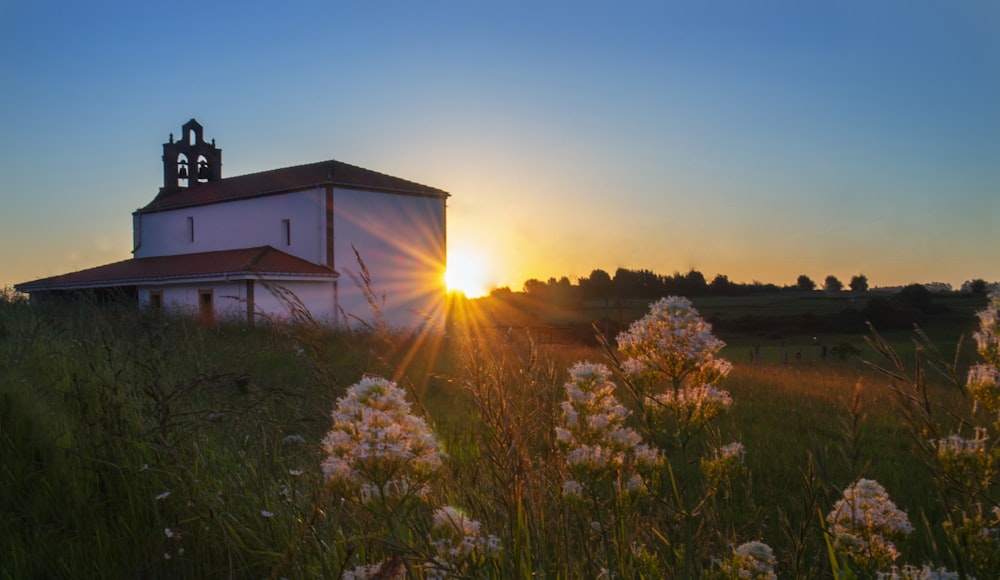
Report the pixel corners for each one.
[161,119,222,194]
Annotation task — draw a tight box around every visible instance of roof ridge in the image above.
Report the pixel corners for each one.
[225,158,441,191]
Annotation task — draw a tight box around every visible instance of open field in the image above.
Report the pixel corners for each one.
[1,291,996,578]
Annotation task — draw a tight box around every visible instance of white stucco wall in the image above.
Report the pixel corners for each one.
[134,188,327,264]
[138,279,337,323]
[332,188,446,330]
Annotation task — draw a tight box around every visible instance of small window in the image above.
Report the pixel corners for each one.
[281,219,291,246]
[187,216,194,243]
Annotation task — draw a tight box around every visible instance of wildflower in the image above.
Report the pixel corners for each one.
[426,506,501,578]
[288,468,303,476]
[877,564,960,579]
[155,491,171,501]
[617,296,732,389]
[827,478,913,570]
[164,528,178,539]
[321,376,443,506]
[967,364,1000,415]
[430,506,501,558]
[342,559,406,580]
[282,434,305,446]
[713,541,778,579]
[647,383,733,429]
[562,480,584,496]
[261,510,274,518]
[935,428,997,490]
[701,441,747,486]
[556,362,662,499]
[972,292,1000,363]
[936,428,989,455]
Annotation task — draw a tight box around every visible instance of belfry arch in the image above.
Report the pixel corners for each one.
[160,119,222,193]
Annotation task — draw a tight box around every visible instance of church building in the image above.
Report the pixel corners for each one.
[16,119,449,329]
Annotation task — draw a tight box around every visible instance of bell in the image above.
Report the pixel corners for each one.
[198,161,210,180]
[177,162,188,179]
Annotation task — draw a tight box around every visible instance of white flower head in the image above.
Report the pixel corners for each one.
[321,376,443,505]
[616,296,731,388]
[556,361,662,497]
[430,505,501,568]
[342,559,406,580]
[716,541,777,580]
[827,478,912,567]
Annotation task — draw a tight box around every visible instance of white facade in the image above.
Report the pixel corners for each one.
[134,188,328,263]
[131,185,446,328]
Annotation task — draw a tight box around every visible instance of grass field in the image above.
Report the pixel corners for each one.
[1,290,996,578]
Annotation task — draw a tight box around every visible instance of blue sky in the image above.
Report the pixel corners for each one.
[1,0,997,293]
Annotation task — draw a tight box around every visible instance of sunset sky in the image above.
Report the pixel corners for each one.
[1,1,997,296]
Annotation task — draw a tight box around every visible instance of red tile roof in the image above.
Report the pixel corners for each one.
[139,159,449,213]
[16,246,336,292]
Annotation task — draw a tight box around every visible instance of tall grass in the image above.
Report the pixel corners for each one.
[1,289,995,578]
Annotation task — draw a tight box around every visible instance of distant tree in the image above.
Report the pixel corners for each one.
[796,275,816,292]
[489,286,513,300]
[613,268,662,299]
[709,274,734,295]
[677,269,708,296]
[849,274,869,293]
[523,278,546,297]
[896,283,934,312]
[961,278,988,295]
[823,275,843,293]
[579,269,613,300]
[548,276,577,307]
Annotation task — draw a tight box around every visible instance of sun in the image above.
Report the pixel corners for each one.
[445,250,492,298]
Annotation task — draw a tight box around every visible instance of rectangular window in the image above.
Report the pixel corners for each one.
[282,219,291,246]
[187,216,195,243]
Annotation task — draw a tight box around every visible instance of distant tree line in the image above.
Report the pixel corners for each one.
[477,270,994,345]
[493,268,994,304]
[483,269,995,333]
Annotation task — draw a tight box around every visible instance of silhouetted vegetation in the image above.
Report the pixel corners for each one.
[478,269,992,344]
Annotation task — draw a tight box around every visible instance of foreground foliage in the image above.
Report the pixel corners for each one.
[2,290,999,578]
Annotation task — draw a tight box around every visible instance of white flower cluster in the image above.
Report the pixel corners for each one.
[936,428,989,456]
[321,376,443,504]
[341,559,406,580]
[430,505,502,559]
[717,441,746,461]
[556,362,662,497]
[647,383,733,427]
[701,440,747,484]
[973,292,1000,364]
[617,296,732,387]
[969,292,1000,416]
[968,363,1000,419]
[716,541,778,580]
[876,564,961,580]
[827,479,913,567]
